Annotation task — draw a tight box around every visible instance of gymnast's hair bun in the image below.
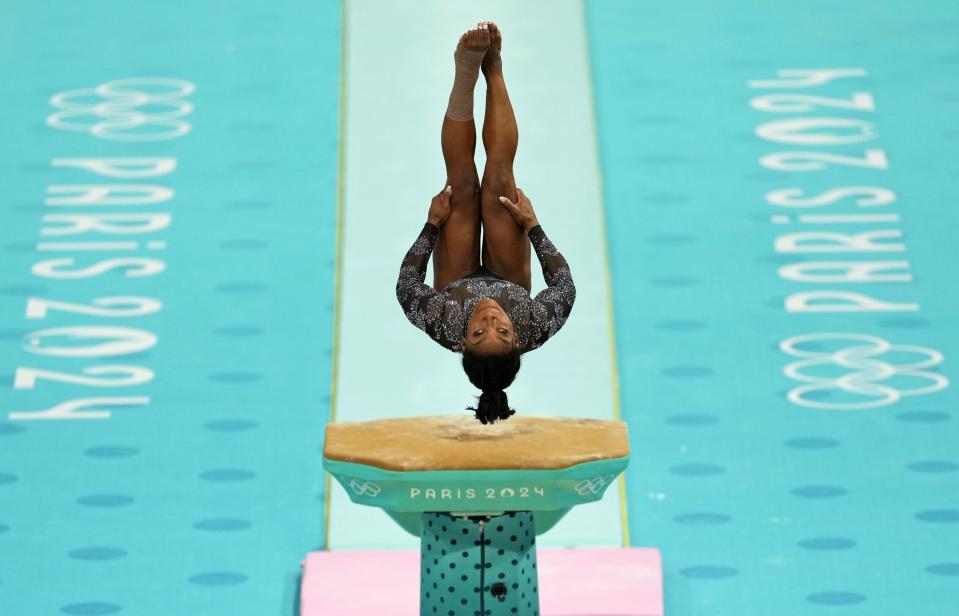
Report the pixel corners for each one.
[462,347,521,424]
[470,389,516,425]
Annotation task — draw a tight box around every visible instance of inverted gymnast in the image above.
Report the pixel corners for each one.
[395,22,576,425]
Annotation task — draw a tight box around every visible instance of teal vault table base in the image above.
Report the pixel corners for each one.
[322,415,631,615]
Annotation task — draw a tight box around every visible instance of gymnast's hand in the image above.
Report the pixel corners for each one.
[427,185,452,228]
[499,188,539,232]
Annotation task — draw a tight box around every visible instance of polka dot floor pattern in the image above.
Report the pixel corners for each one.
[2,0,958,615]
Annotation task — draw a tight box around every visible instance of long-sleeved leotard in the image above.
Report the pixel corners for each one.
[395,222,575,353]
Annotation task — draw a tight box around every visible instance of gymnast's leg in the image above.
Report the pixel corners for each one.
[478,22,531,293]
[433,27,489,290]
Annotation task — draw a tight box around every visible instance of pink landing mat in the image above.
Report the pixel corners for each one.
[301,547,663,616]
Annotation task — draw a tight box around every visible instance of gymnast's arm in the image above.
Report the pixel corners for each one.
[395,188,460,351]
[526,224,576,351]
[498,188,576,350]
[396,222,441,322]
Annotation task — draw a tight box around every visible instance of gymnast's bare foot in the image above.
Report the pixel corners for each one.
[479,21,502,76]
[447,26,489,122]
[458,24,490,55]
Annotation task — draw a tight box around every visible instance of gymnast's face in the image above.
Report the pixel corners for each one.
[463,298,519,355]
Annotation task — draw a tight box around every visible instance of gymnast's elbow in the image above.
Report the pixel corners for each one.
[566,275,577,311]
[395,281,409,307]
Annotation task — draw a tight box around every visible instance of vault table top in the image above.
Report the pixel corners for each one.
[323,415,630,472]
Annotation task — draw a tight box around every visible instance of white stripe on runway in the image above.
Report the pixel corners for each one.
[329,0,623,549]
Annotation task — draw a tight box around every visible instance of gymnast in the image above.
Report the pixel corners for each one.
[396,22,576,425]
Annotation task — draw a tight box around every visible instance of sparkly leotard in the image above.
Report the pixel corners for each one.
[395,222,575,353]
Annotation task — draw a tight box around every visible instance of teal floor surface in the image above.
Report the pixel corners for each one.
[0,1,340,614]
[589,0,959,613]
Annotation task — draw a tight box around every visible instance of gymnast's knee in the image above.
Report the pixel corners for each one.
[446,168,480,199]
[482,162,516,199]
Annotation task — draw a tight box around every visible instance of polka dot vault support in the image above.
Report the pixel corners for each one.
[420,512,539,616]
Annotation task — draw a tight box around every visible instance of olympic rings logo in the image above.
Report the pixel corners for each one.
[574,474,617,496]
[347,479,382,498]
[47,78,195,141]
[780,332,949,410]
